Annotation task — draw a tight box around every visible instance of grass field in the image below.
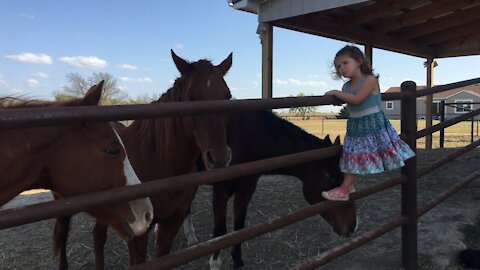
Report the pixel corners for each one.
[286,118,480,149]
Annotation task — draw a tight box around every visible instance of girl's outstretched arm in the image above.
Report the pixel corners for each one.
[325,76,377,105]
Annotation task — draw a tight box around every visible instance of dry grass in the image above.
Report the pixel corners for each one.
[287,118,480,149]
[2,148,480,269]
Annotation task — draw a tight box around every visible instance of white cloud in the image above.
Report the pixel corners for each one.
[273,78,328,88]
[0,74,8,87]
[273,79,288,85]
[117,64,138,70]
[5,53,53,64]
[19,13,35,19]
[174,43,184,50]
[26,78,39,87]
[33,72,49,78]
[59,56,107,69]
[6,88,24,95]
[119,77,153,83]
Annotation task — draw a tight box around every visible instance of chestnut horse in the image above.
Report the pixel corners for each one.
[53,50,233,269]
[0,82,153,251]
[191,110,358,269]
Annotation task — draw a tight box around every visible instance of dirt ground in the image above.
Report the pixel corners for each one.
[1,148,479,270]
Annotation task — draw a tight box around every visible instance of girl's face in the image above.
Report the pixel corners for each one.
[334,54,362,79]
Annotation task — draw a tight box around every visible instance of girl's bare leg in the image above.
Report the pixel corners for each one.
[341,173,357,191]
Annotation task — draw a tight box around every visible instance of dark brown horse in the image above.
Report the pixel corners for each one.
[191,110,358,269]
[53,50,233,269]
[0,82,153,249]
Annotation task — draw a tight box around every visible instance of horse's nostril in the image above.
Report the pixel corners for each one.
[145,212,153,222]
[206,150,215,164]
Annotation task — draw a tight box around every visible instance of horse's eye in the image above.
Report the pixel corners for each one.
[104,147,120,157]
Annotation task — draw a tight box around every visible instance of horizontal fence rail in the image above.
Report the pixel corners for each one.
[295,216,410,270]
[294,139,480,270]
[1,77,479,270]
[417,170,480,217]
[0,146,340,229]
[0,95,340,128]
[133,174,408,270]
[417,139,480,177]
[415,77,480,98]
[0,92,412,129]
[295,170,480,270]
[417,108,480,139]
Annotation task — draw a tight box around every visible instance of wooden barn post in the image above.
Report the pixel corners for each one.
[259,22,273,99]
[400,80,418,270]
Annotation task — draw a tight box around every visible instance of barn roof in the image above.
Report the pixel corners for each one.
[229,0,480,59]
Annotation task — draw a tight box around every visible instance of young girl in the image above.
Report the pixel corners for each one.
[322,45,415,201]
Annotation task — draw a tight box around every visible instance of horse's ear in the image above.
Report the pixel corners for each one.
[324,135,332,146]
[171,49,190,75]
[334,135,341,145]
[82,80,104,106]
[216,52,232,76]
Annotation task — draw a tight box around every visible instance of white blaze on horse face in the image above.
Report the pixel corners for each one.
[182,213,199,246]
[113,128,153,236]
[207,79,211,89]
[209,255,222,270]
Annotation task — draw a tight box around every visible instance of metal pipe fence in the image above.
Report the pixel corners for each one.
[1,77,479,269]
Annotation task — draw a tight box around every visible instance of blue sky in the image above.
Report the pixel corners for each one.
[1,1,480,112]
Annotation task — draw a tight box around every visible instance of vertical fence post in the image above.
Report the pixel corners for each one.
[471,116,474,143]
[440,100,445,148]
[400,81,417,270]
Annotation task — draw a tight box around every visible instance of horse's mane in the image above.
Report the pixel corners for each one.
[123,63,207,155]
[259,110,324,147]
[0,96,83,109]
[157,59,214,102]
[123,58,221,156]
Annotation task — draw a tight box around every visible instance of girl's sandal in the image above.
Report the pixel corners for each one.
[321,187,349,201]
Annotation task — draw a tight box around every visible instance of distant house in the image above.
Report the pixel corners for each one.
[382,84,480,120]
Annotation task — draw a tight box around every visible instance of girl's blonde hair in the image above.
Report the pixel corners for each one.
[332,45,376,80]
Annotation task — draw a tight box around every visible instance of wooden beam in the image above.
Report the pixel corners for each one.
[275,16,434,58]
[260,22,273,99]
[353,0,419,25]
[435,48,480,58]
[365,44,373,65]
[434,33,480,58]
[417,19,480,46]
[395,5,480,41]
[373,0,480,34]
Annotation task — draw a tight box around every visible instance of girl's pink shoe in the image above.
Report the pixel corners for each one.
[321,187,349,201]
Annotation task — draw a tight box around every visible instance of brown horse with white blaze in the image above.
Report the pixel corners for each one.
[53,50,233,269]
[0,81,153,260]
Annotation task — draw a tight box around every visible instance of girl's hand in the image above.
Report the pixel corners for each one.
[324,90,343,105]
[324,90,340,96]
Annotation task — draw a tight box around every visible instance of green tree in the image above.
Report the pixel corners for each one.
[337,104,350,119]
[288,92,317,120]
[127,93,161,104]
[54,72,128,105]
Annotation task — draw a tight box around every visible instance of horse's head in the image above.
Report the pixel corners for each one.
[302,135,357,237]
[171,50,232,170]
[46,82,153,240]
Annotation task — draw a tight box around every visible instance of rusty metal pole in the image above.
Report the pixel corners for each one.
[425,58,435,149]
[440,100,445,148]
[400,80,417,270]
